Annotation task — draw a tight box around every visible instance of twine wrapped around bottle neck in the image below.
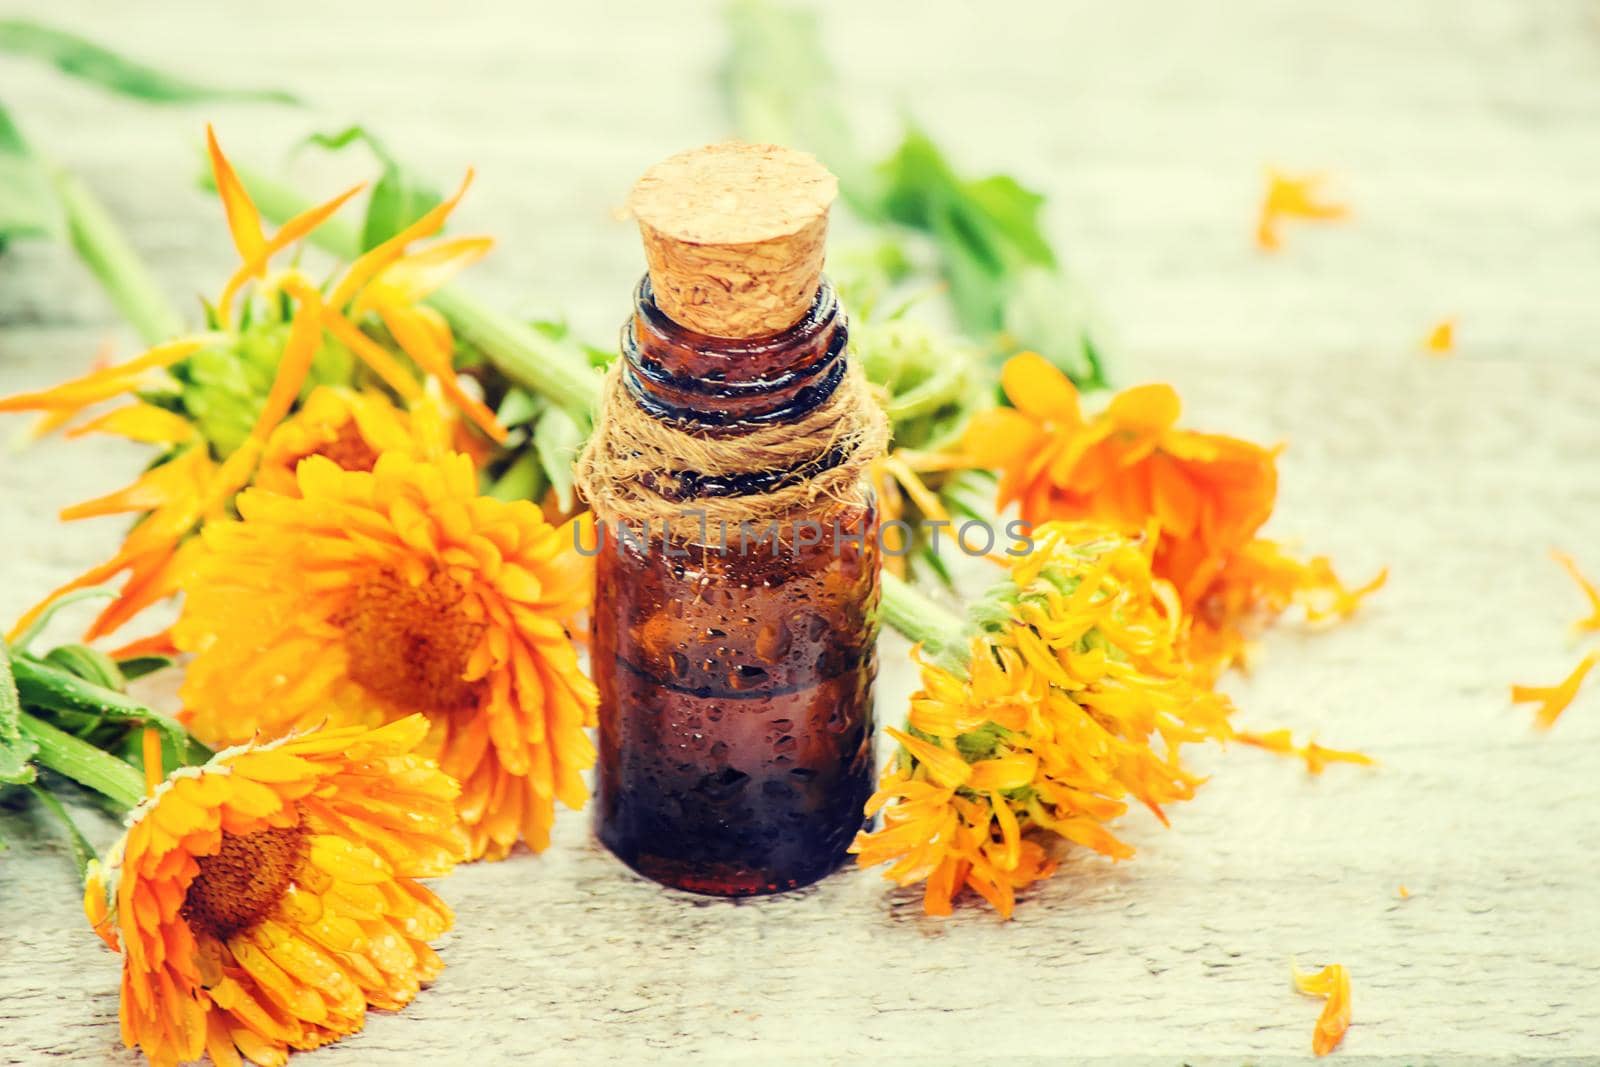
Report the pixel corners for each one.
[574,359,888,530]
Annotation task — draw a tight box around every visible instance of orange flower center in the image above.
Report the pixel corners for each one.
[308,421,379,473]
[181,822,307,940]
[340,569,486,713]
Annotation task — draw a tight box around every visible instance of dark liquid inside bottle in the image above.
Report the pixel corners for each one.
[592,278,880,896]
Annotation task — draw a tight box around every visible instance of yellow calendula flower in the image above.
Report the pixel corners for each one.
[854,522,1232,918]
[255,385,451,495]
[82,716,463,1067]
[1,127,503,643]
[174,450,597,860]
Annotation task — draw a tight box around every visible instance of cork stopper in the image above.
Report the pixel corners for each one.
[627,142,837,339]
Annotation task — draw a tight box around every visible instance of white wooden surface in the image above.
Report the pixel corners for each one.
[3,1,1599,1062]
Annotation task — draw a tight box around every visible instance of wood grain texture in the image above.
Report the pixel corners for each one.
[2,0,1598,1062]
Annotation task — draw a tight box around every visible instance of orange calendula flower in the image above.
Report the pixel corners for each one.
[174,451,598,860]
[1292,962,1353,1056]
[1,127,502,642]
[1511,653,1597,731]
[964,354,1382,673]
[1257,169,1349,251]
[853,523,1232,918]
[1184,541,1387,670]
[1235,728,1375,776]
[82,716,463,1067]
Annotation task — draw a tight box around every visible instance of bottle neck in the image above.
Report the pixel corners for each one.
[621,274,848,431]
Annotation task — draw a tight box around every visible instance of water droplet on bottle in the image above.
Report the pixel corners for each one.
[755,621,791,662]
[728,664,768,691]
[694,767,749,802]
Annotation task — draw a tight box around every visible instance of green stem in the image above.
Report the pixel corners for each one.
[228,162,604,418]
[427,287,603,418]
[17,710,146,811]
[52,165,186,345]
[881,572,966,656]
[25,782,98,878]
[7,586,115,652]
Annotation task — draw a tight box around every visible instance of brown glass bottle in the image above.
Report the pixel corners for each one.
[591,273,879,896]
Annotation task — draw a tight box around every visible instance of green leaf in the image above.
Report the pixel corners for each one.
[25,783,97,879]
[116,655,175,682]
[960,174,1055,267]
[301,124,392,161]
[876,129,955,230]
[878,129,1106,385]
[926,207,1009,335]
[0,101,62,243]
[718,2,1111,389]
[533,407,586,514]
[42,644,124,692]
[999,267,1109,391]
[361,163,441,252]
[0,644,40,785]
[877,127,1058,335]
[53,164,188,343]
[0,20,299,104]
[10,654,202,766]
[299,124,441,252]
[16,711,144,811]
[487,450,546,504]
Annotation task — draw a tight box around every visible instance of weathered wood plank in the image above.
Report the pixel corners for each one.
[2,0,1597,1061]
